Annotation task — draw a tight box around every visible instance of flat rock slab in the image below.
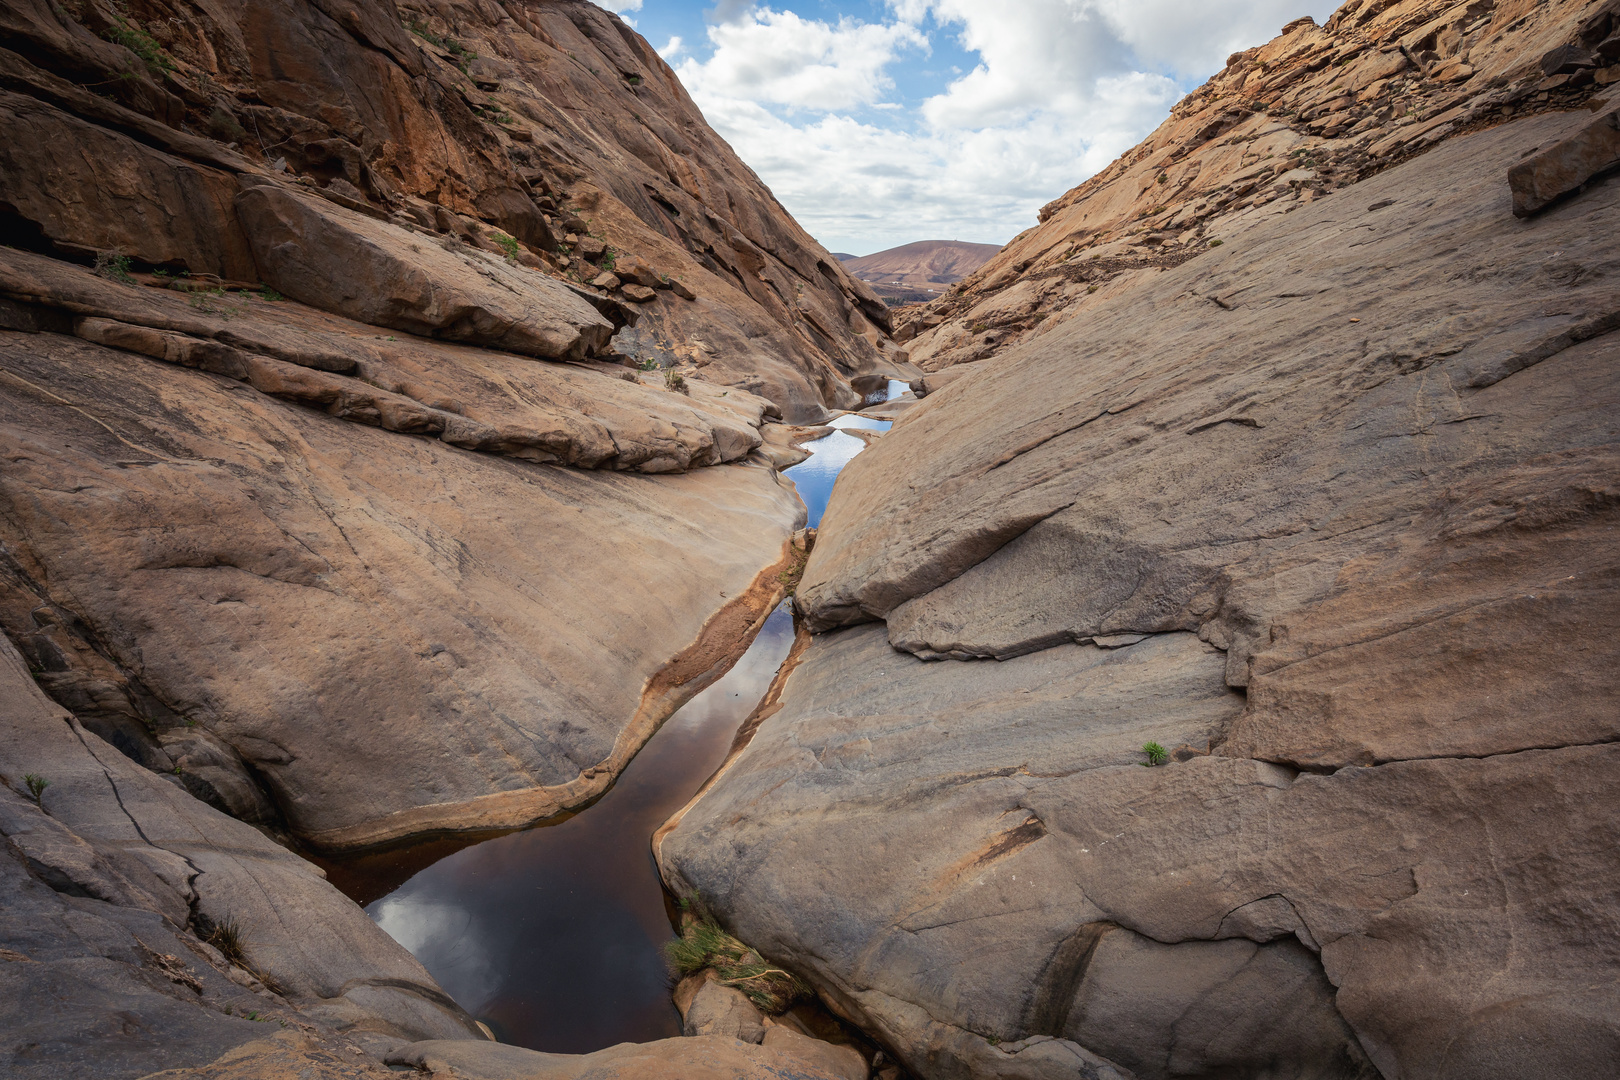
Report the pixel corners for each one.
[666,110,1620,1080]
[1508,102,1620,215]
[389,1034,864,1079]
[0,327,802,849]
[0,633,481,1080]
[235,182,614,360]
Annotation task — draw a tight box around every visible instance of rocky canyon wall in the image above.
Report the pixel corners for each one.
[661,2,1620,1079]
[0,0,901,1074]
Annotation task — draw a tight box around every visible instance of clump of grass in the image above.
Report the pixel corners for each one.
[636,357,659,372]
[207,917,246,965]
[664,370,688,394]
[777,544,810,596]
[93,251,136,285]
[405,19,475,72]
[1141,741,1168,767]
[664,917,809,1013]
[23,774,48,804]
[492,232,520,261]
[257,286,283,302]
[1208,239,1224,248]
[103,16,174,75]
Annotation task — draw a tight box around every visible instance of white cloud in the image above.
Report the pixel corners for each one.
[658,2,1339,252]
[659,35,685,60]
[679,9,926,113]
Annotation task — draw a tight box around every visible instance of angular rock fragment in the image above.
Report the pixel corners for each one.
[1507,105,1620,216]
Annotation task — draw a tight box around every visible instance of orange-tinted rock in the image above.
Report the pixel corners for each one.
[1508,101,1620,214]
[0,0,910,420]
[901,0,1614,375]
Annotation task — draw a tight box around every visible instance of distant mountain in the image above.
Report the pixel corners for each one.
[841,240,1003,304]
[832,253,857,261]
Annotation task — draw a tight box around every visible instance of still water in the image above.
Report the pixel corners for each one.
[323,381,902,1052]
[323,603,797,1050]
[783,414,892,528]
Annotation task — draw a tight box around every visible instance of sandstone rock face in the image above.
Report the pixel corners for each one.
[0,0,909,420]
[663,94,1620,1080]
[0,632,485,1078]
[388,1034,865,1080]
[0,306,803,849]
[897,0,1616,374]
[233,182,615,359]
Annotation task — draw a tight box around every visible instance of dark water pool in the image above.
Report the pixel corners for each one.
[321,377,906,1052]
[321,602,798,1052]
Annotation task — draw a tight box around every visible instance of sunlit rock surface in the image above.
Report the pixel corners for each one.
[663,12,1620,1077]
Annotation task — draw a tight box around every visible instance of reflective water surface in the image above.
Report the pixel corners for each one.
[322,603,798,1052]
[784,413,892,528]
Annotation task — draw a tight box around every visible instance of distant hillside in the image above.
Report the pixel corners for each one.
[842,240,1002,303]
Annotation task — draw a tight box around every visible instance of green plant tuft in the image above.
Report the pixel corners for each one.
[23,774,48,804]
[93,251,136,286]
[405,19,475,72]
[1208,239,1224,247]
[663,916,810,1013]
[664,370,688,394]
[1141,741,1168,767]
[257,287,283,302]
[492,233,520,260]
[103,16,174,75]
[636,357,659,372]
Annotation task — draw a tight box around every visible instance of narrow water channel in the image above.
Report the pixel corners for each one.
[319,379,907,1052]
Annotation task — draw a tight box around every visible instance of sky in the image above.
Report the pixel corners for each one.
[595,1,1340,256]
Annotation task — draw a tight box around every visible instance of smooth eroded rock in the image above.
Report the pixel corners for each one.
[0,328,802,849]
[388,1034,864,1080]
[235,182,614,360]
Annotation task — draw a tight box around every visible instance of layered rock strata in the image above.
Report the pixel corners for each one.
[0,0,906,420]
[898,0,1619,374]
[662,40,1620,1080]
[0,0,893,1076]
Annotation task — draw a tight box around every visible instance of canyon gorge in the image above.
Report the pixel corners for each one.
[0,0,1617,1078]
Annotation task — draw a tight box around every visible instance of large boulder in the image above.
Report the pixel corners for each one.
[0,316,802,850]
[0,631,484,1079]
[662,109,1620,1080]
[234,182,614,360]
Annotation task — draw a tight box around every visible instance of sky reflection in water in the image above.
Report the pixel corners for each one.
[785,413,893,528]
[362,602,798,1053]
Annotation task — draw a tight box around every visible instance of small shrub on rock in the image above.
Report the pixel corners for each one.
[664,916,810,1013]
[23,773,48,804]
[93,252,135,285]
[1141,741,1168,767]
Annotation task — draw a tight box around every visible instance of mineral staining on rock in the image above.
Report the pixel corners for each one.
[4,0,1619,1076]
[0,0,890,1071]
[662,3,1620,1079]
